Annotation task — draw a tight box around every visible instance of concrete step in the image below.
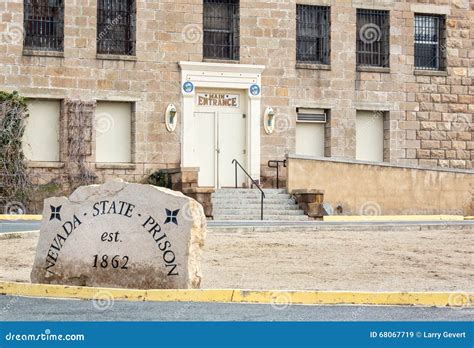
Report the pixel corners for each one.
[214,203,301,210]
[214,215,309,221]
[213,189,289,196]
[212,188,307,221]
[214,208,306,216]
[212,194,292,200]
[212,198,296,205]
[215,188,287,194]
[213,196,294,201]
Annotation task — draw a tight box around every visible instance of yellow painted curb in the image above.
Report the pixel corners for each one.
[0,281,472,307]
[324,215,464,222]
[465,216,474,220]
[0,214,42,221]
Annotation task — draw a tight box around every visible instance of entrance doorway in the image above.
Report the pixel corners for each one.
[193,90,247,188]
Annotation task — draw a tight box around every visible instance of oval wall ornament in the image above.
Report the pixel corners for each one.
[183,81,194,93]
[249,84,260,96]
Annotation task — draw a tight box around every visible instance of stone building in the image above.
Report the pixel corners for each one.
[0,0,472,212]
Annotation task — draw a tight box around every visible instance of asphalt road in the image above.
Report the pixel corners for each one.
[1,296,473,321]
[0,220,41,233]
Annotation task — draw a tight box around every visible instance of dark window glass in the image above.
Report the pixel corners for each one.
[97,0,136,55]
[296,5,330,65]
[356,9,390,67]
[24,0,64,51]
[415,14,445,70]
[203,0,239,60]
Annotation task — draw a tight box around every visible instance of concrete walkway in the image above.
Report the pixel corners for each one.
[1,219,473,234]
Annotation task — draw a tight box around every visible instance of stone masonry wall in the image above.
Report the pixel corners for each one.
[0,0,472,198]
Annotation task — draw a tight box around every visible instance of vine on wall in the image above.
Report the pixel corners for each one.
[0,91,31,213]
[66,99,97,190]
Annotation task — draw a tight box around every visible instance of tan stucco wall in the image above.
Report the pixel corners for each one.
[287,155,474,216]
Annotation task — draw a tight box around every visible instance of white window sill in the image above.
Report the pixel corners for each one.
[95,163,136,170]
[357,66,390,73]
[27,161,64,168]
[414,70,447,76]
[202,58,240,64]
[296,63,331,71]
[96,54,137,61]
[23,49,64,58]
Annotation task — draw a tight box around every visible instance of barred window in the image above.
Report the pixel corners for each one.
[23,0,64,51]
[296,5,330,65]
[203,0,240,60]
[97,0,136,55]
[414,14,445,70]
[356,9,390,68]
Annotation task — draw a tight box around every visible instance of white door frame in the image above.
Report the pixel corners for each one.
[179,61,265,187]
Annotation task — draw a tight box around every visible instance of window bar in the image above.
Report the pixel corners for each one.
[203,0,240,60]
[415,14,442,70]
[24,0,64,51]
[356,9,389,68]
[97,0,135,55]
[296,5,330,65]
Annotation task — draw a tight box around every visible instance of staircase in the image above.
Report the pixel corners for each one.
[212,188,309,221]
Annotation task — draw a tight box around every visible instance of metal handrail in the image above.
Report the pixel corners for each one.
[267,159,286,189]
[231,159,265,220]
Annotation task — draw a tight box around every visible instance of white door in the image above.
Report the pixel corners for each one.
[218,112,246,187]
[194,112,216,187]
[193,111,246,188]
[193,90,247,188]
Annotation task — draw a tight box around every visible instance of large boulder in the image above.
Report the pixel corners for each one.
[31,180,207,289]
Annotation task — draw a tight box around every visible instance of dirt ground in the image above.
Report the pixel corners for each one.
[1,228,473,291]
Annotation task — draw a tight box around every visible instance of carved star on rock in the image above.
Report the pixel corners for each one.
[49,205,62,221]
[164,208,180,225]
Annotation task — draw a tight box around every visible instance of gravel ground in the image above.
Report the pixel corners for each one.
[1,228,473,291]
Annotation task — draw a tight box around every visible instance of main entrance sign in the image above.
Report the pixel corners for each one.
[30,180,207,289]
[197,93,240,108]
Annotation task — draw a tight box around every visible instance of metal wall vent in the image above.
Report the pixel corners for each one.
[296,108,327,123]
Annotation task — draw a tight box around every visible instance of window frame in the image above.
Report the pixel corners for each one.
[203,0,240,61]
[356,8,390,68]
[96,0,136,56]
[296,5,331,65]
[414,14,446,71]
[23,0,64,52]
